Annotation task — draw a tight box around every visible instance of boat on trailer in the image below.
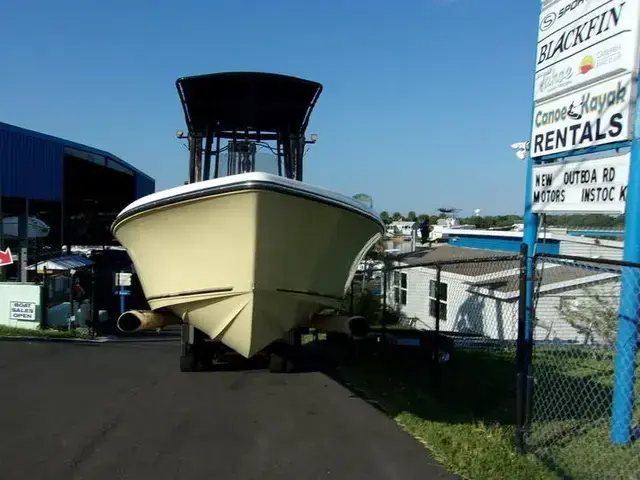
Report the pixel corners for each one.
[111,72,384,371]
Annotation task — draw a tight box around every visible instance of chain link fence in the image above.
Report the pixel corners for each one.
[344,247,640,478]
[343,249,525,422]
[525,253,640,480]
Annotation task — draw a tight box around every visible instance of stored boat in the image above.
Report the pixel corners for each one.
[1,216,50,238]
[112,72,384,370]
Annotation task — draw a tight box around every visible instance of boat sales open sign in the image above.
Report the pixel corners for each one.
[531,153,630,213]
[530,0,640,158]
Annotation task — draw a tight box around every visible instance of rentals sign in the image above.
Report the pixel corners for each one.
[531,153,630,213]
[531,73,632,157]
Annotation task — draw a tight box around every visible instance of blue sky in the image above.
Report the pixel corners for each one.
[1,0,541,216]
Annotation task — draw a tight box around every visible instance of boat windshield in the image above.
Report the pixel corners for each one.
[216,140,280,178]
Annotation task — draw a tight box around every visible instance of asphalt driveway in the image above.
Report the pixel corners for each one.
[0,339,455,480]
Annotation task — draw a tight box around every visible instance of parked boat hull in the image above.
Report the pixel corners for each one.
[112,173,383,357]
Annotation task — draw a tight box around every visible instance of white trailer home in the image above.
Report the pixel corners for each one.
[387,244,621,345]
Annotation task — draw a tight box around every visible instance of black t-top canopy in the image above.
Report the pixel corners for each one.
[176,72,323,138]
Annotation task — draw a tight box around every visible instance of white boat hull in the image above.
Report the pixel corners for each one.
[112,173,383,358]
[0,217,50,239]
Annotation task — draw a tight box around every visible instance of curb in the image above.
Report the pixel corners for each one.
[0,335,112,344]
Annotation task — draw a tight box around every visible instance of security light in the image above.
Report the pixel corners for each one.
[176,129,185,139]
[510,141,530,161]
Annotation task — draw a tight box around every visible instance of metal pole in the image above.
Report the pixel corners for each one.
[194,136,203,182]
[203,130,213,181]
[119,289,126,316]
[515,242,528,453]
[68,272,74,330]
[42,267,48,328]
[277,140,283,177]
[522,166,539,345]
[188,135,196,183]
[213,134,221,179]
[433,265,441,370]
[611,72,640,445]
[90,266,96,337]
[19,198,29,282]
[382,269,388,323]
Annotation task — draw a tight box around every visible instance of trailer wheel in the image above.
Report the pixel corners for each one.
[268,340,297,373]
[180,352,198,372]
[269,352,288,373]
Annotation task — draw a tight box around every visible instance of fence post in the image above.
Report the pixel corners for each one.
[40,269,48,330]
[611,71,640,443]
[349,279,355,316]
[90,266,96,338]
[433,264,442,373]
[515,243,528,453]
[382,269,388,324]
[524,255,536,443]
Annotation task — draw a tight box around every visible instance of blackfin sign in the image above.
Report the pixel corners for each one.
[534,0,640,102]
[531,72,633,157]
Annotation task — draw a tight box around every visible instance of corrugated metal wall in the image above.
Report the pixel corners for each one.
[0,126,64,201]
[558,240,623,261]
[135,173,155,199]
[448,235,561,255]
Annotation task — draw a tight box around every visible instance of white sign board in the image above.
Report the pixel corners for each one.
[531,72,634,157]
[9,301,37,321]
[115,272,132,287]
[534,0,640,103]
[531,152,630,213]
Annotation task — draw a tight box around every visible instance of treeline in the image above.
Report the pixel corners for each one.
[380,211,625,229]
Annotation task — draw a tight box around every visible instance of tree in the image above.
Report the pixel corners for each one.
[407,211,417,222]
[391,212,404,222]
[557,285,619,346]
[379,211,391,224]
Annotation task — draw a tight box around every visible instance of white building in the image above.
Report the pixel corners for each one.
[386,221,419,238]
[387,229,623,345]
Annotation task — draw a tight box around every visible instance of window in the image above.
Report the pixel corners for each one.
[393,271,407,306]
[428,279,447,321]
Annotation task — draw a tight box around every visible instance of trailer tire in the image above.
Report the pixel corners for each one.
[269,352,288,373]
[180,352,198,372]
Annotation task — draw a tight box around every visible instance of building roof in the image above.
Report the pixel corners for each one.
[444,227,624,249]
[27,255,95,273]
[479,265,611,293]
[395,245,620,293]
[469,263,619,299]
[395,245,520,277]
[0,121,153,182]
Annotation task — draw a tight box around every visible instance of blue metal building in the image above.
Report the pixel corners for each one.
[0,121,155,250]
[0,121,154,201]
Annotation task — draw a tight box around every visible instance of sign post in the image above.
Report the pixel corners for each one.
[525,0,640,445]
[611,73,640,445]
